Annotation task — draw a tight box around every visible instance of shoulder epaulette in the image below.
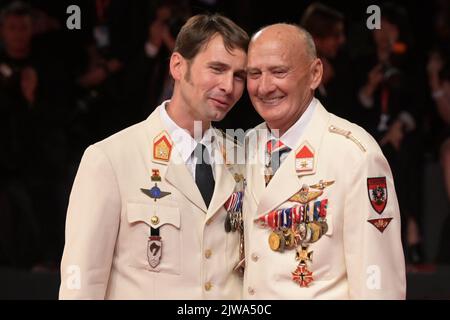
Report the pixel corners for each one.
[328,125,366,153]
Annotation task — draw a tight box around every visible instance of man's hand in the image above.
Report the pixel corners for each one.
[360,64,384,101]
[148,20,165,49]
[367,64,384,90]
[380,119,404,150]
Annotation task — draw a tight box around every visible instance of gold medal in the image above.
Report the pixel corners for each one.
[309,222,321,243]
[268,231,285,252]
[234,173,244,183]
[319,221,328,235]
[268,231,282,251]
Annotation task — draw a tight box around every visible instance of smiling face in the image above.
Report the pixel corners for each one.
[246,24,322,135]
[171,34,247,123]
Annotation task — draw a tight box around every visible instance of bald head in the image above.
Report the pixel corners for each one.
[246,23,323,136]
[250,23,317,60]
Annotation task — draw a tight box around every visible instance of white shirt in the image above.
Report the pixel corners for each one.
[265,97,317,164]
[159,101,217,180]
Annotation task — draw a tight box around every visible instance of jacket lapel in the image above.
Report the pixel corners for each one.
[165,151,207,212]
[206,162,235,219]
[146,104,207,213]
[248,124,268,206]
[206,132,241,219]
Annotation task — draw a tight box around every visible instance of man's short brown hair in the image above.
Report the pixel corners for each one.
[174,14,249,60]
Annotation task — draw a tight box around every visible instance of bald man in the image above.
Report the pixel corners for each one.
[242,24,406,299]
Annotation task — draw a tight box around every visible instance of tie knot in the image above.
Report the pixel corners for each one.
[266,139,291,177]
[194,143,211,165]
[195,143,206,152]
[266,139,290,155]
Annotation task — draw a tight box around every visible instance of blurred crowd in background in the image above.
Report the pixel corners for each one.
[0,0,449,272]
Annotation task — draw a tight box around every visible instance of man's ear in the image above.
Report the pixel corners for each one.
[310,58,323,90]
[169,52,184,81]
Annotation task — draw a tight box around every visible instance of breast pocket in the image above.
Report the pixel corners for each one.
[126,202,181,275]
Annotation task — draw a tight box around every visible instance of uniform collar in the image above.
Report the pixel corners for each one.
[159,100,216,163]
[266,97,317,150]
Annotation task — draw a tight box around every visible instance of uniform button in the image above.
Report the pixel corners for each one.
[150,216,159,225]
[251,253,259,262]
[204,282,212,291]
[205,249,212,259]
[206,218,213,225]
[248,287,255,295]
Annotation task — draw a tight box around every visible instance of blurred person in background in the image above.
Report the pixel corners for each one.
[427,51,450,264]
[0,1,69,270]
[300,2,357,121]
[355,2,425,264]
[71,1,151,148]
[426,1,450,262]
[122,0,190,125]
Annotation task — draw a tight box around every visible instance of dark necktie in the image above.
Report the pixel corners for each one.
[194,143,215,208]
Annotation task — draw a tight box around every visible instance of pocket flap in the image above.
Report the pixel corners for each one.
[127,202,180,229]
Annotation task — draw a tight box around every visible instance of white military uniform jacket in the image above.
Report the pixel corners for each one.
[243,100,406,299]
[59,102,244,299]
